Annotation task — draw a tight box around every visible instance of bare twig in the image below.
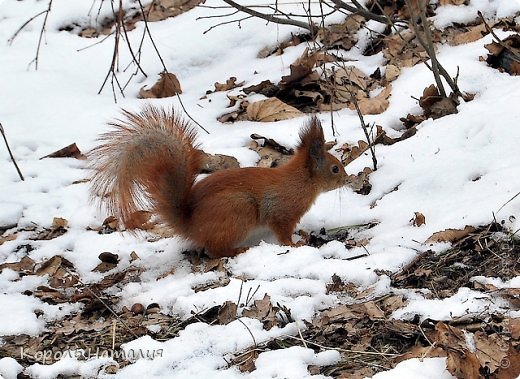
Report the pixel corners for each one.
[340,67,378,170]
[478,11,520,59]
[136,0,168,71]
[27,0,53,70]
[221,0,318,33]
[7,10,47,45]
[237,318,257,347]
[63,267,139,339]
[282,334,400,356]
[496,191,520,214]
[329,0,390,24]
[405,0,461,97]
[202,16,254,34]
[98,1,125,101]
[0,122,25,181]
[120,11,147,79]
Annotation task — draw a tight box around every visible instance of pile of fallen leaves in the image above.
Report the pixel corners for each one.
[229,223,519,378]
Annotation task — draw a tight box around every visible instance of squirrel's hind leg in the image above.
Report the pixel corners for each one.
[190,192,259,258]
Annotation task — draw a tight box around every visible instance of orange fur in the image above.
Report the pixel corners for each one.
[89,107,348,257]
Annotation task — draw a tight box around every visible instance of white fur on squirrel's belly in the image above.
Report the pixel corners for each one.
[239,226,278,248]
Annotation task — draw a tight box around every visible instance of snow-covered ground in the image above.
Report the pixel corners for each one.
[0,0,519,378]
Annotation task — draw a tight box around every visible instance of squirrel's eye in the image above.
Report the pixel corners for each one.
[331,165,340,174]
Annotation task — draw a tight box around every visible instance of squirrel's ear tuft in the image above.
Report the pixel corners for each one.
[298,116,325,171]
[298,115,325,151]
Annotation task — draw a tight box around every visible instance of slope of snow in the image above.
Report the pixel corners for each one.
[0,0,519,378]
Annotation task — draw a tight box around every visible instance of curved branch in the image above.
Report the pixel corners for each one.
[221,0,318,33]
[330,0,391,24]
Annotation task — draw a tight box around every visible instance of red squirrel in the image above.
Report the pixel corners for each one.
[89,105,348,258]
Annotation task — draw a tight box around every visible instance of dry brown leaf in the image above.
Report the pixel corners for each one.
[314,302,384,326]
[384,31,412,58]
[242,294,278,330]
[130,251,140,262]
[91,215,118,234]
[396,345,446,363]
[235,350,259,373]
[243,80,278,97]
[40,143,84,160]
[249,137,293,169]
[428,97,458,119]
[340,140,369,165]
[36,256,78,288]
[280,48,318,87]
[385,64,400,81]
[318,15,364,50]
[380,295,406,314]
[125,210,154,230]
[139,72,182,98]
[345,167,373,195]
[246,98,302,122]
[36,256,65,277]
[214,77,244,92]
[334,66,369,90]
[355,85,392,115]
[419,84,441,109]
[485,34,520,75]
[34,286,67,304]
[410,212,426,227]
[434,322,481,379]
[0,232,19,246]
[426,225,476,243]
[0,255,35,273]
[52,217,68,229]
[31,219,68,241]
[203,258,226,273]
[450,24,487,46]
[473,331,508,374]
[217,301,238,325]
[496,346,520,379]
[200,152,240,173]
[446,349,480,379]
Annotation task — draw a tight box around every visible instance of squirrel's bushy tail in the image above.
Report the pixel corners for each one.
[88,106,202,235]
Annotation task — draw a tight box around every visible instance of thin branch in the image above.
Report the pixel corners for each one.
[202,16,254,34]
[348,85,378,170]
[64,267,140,339]
[221,0,318,33]
[7,10,47,45]
[478,11,520,59]
[98,1,125,101]
[0,122,24,181]
[405,0,444,97]
[330,0,390,24]
[237,318,257,347]
[175,93,210,134]
[120,11,147,78]
[405,0,461,97]
[76,31,114,52]
[28,0,53,70]
[136,0,168,71]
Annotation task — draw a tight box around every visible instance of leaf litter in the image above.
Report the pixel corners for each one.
[2,1,520,378]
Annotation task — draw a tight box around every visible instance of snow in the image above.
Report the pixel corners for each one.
[0,0,519,378]
[0,357,24,379]
[371,357,455,379]
[392,287,510,321]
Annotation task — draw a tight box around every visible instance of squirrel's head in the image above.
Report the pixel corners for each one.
[298,116,348,192]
